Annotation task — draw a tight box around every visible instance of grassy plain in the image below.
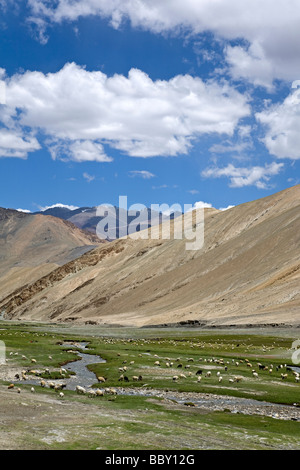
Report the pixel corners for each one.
[0,321,299,450]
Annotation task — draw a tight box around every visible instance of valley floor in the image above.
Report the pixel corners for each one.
[0,322,299,450]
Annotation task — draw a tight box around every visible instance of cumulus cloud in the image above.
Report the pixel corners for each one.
[186,200,213,213]
[0,128,40,158]
[225,42,275,91]
[27,0,300,85]
[202,162,284,189]
[1,62,250,160]
[49,139,113,162]
[256,86,300,160]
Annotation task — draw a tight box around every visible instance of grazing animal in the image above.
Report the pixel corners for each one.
[234,376,243,383]
[54,383,66,391]
[7,384,14,389]
[76,385,86,395]
[97,376,106,383]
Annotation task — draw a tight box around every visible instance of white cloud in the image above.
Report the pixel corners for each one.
[0,128,40,158]
[39,203,79,211]
[202,162,284,189]
[256,87,300,160]
[187,200,213,212]
[225,42,275,91]
[27,1,300,85]
[128,170,155,179]
[49,139,113,162]
[192,201,213,209]
[2,62,250,159]
[83,172,95,183]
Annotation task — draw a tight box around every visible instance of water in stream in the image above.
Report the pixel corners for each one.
[12,341,300,421]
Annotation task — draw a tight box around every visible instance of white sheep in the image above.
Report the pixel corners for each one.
[76,385,86,395]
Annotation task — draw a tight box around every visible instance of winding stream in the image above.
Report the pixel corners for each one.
[62,342,106,390]
[15,341,300,421]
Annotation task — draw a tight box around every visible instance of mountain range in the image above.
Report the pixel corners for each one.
[0,208,102,306]
[0,185,299,327]
[34,205,181,239]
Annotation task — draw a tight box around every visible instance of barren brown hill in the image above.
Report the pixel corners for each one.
[0,208,102,302]
[1,185,299,326]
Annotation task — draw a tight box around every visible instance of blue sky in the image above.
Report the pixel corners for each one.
[0,0,299,213]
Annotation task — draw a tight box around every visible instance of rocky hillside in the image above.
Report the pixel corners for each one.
[1,185,299,327]
[0,208,103,301]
